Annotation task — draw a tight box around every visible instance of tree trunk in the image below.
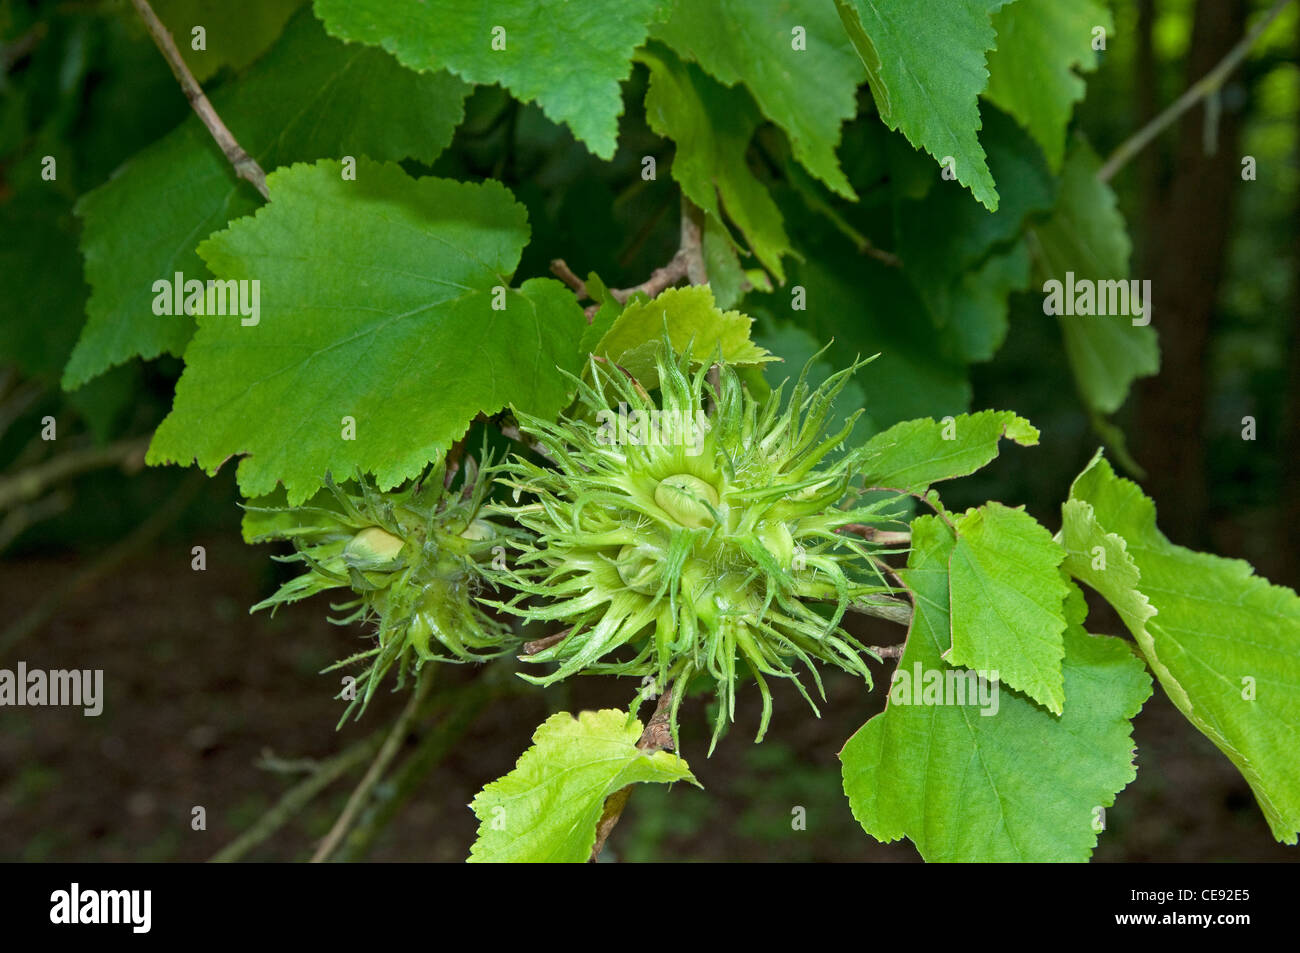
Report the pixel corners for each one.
[1134,0,1248,547]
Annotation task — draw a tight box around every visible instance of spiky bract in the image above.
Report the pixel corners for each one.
[247,455,515,720]
[490,344,908,749]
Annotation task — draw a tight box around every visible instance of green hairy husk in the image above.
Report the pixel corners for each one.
[245,453,517,724]
[487,341,910,751]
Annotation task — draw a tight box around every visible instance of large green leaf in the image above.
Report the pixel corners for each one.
[312,0,664,159]
[651,0,863,198]
[983,0,1111,171]
[592,285,774,389]
[858,411,1039,491]
[639,45,792,282]
[468,709,697,862]
[893,107,1055,353]
[147,160,586,504]
[64,10,469,389]
[834,0,1012,210]
[947,502,1069,714]
[0,191,86,382]
[841,515,1152,861]
[1030,141,1159,414]
[1058,452,1300,844]
[152,0,304,81]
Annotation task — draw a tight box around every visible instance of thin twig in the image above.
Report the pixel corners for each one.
[334,678,500,861]
[1098,0,1294,182]
[129,0,269,198]
[549,260,589,298]
[678,196,708,286]
[522,629,570,656]
[844,596,913,627]
[554,196,711,314]
[210,732,385,863]
[589,689,675,862]
[0,435,150,510]
[310,667,435,862]
[610,254,689,303]
[838,524,911,547]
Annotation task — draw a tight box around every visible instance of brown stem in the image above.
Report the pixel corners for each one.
[838,524,911,547]
[522,629,570,656]
[129,0,269,199]
[868,643,905,659]
[609,254,689,303]
[557,196,711,315]
[589,689,675,862]
[549,259,588,297]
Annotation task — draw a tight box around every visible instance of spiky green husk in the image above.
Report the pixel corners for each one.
[247,455,516,721]
[489,344,909,750]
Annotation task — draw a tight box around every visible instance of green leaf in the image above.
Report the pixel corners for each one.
[0,191,86,382]
[983,0,1112,171]
[147,160,587,504]
[1058,452,1300,844]
[1030,140,1159,414]
[576,272,623,358]
[152,0,304,82]
[651,0,863,198]
[702,213,750,309]
[893,107,1054,355]
[468,709,697,862]
[834,0,1012,210]
[858,410,1039,492]
[313,0,665,159]
[841,515,1152,861]
[638,44,792,283]
[744,209,973,431]
[947,241,1030,362]
[947,502,1069,713]
[64,10,470,389]
[592,285,775,389]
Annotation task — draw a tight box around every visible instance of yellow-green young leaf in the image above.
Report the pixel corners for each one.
[151,0,303,81]
[1030,141,1159,415]
[313,0,664,160]
[841,516,1152,861]
[651,0,862,199]
[64,10,470,389]
[858,410,1039,491]
[638,44,792,283]
[468,709,697,863]
[1058,452,1300,844]
[147,160,586,504]
[947,502,1069,714]
[592,285,775,389]
[834,0,1012,210]
[983,0,1112,171]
